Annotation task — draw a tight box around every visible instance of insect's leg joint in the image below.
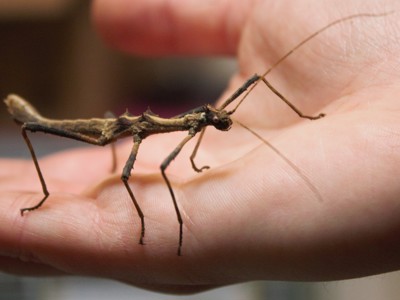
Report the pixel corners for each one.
[22,122,37,133]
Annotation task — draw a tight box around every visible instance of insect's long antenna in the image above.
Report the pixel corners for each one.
[219,11,394,113]
[235,120,323,202]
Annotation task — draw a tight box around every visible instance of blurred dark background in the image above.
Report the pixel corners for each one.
[0,0,234,127]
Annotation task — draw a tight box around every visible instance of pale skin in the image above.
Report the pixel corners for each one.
[1,0,400,294]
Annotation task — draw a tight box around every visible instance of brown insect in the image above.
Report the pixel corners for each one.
[4,12,389,255]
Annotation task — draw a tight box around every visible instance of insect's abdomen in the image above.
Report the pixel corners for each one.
[4,94,42,124]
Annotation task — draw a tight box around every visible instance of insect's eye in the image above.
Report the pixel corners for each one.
[212,116,220,123]
[211,117,232,131]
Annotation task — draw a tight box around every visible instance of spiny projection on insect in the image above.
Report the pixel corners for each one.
[4,12,391,255]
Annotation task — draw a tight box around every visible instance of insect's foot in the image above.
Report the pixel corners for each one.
[301,113,326,120]
[20,207,35,216]
[308,113,326,120]
[194,165,210,173]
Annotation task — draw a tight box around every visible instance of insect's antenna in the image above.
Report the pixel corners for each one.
[260,11,394,79]
[235,120,323,202]
[219,74,259,111]
[220,11,394,114]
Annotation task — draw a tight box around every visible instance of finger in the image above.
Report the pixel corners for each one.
[0,256,65,276]
[0,190,141,277]
[91,0,252,55]
[0,149,114,194]
[132,283,219,295]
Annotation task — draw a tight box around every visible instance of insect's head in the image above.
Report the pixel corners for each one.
[205,105,232,131]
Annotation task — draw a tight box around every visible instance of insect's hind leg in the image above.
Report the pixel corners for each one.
[20,126,49,215]
[20,122,112,215]
[121,135,145,245]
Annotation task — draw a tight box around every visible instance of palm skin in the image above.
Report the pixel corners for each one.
[1,0,400,294]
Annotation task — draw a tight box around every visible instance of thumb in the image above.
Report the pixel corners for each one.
[91,0,252,56]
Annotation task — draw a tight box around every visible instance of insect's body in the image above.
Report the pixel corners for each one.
[5,95,231,144]
[4,12,390,255]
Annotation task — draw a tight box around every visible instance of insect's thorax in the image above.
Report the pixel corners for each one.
[109,105,233,141]
[121,111,206,137]
[139,106,232,135]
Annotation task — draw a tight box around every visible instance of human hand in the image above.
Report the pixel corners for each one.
[2,0,400,294]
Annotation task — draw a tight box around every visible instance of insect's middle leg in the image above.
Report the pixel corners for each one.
[121,135,145,245]
[104,111,118,173]
[160,132,196,256]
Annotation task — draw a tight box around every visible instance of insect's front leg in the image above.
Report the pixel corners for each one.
[222,73,325,120]
[189,128,210,173]
[260,77,325,120]
[120,135,145,245]
[160,132,196,256]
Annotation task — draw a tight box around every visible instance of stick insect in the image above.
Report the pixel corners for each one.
[4,12,390,256]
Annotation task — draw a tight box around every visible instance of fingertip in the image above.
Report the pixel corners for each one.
[91,0,242,55]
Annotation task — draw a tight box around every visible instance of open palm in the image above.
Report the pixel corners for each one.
[2,0,400,294]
